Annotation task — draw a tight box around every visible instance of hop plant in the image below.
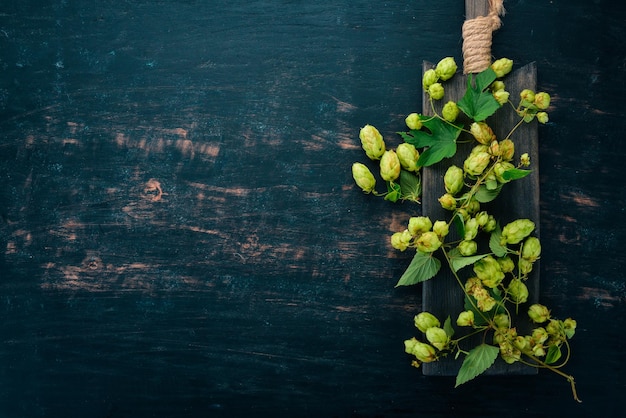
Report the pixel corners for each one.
[350,56,579,402]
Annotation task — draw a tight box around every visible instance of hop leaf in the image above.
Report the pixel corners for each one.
[395,252,441,287]
[455,344,499,387]
[457,68,501,122]
[400,116,462,167]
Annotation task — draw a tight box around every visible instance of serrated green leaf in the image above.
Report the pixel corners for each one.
[448,248,489,272]
[489,224,507,257]
[443,316,455,338]
[395,252,441,287]
[457,70,501,122]
[455,344,499,387]
[546,344,562,364]
[399,170,421,202]
[474,183,503,203]
[502,168,532,181]
[475,68,497,91]
[385,182,401,202]
[453,211,466,237]
[402,118,462,167]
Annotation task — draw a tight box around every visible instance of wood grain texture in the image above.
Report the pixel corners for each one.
[0,0,625,416]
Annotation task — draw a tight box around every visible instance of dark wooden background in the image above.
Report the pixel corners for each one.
[1,0,624,416]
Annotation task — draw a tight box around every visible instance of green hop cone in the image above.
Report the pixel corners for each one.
[520,152,531,167]
[532,343,546,357]
[456,310,475,327]
[499,139,515,161]
[428,83,445,100]
[499,340,521,364]
[507,278,529,304]
[537,111,549,124]
[458,240,478,256]
[469,122,496,145]
[520,89,535,105]
[494,161,516,183]
[414,312,440,333]
[463,151,491,176]
[359,124,386,160]
[493,313,510,329]
[351,162,376,193]
[396,143,420,172]
[493,90,510,105]
[546,319,565,341]
[435,57,457,81]
[415,231,442,253]
[563,318,577,339]
[464,217,479,241]
[475,211,489,227]
[442,100,460,122]
[532,327,549,345]
[483,215,497,232]
[528,304,551,324]
[534,92,551,110]
[390,230,412,251]
[518,258,534,275]
[438,193,457,210]
[473,255,505,288]
[379,150,401,181]
[521,236,541,262]
[433,220,449,238]
[491,80,505,92]
[497,256,515,273]
[501,219,535,245]
[405,112,423,130]
[422,68,438,90]
[491,58,513,78]
[408,216,432,236]
[404,338,437,363]
[443,165,464,195]
[426,327,449,350]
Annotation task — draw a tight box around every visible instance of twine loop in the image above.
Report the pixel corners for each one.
[462,0,505,74]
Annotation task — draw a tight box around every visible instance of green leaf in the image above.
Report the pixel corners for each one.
[502,168,532,181]
[457,69,501,122]
[489,224,507,257]
[443,316,455,338]
[399,170,421,202]
[455,344,499,387]
[395,252,441,287]
[385,182,401,202]
[546,344,562,365]
[448,248,489,272]
[402,117,462,167]
[475,68,498,91]
[474,183,503,203]
[453,211,465,237]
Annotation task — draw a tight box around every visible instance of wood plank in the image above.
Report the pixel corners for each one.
[421,1,540,376]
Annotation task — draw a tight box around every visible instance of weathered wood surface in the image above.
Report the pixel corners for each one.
[0,0,625,416]
[421,61,539,376]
